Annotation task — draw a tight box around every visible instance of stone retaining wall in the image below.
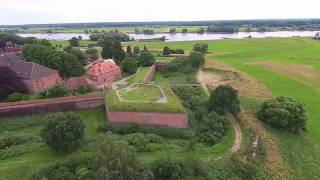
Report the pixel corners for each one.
[107,111,189,128]
[144,64,157,81]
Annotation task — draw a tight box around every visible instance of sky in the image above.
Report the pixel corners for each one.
[1,0,320,25]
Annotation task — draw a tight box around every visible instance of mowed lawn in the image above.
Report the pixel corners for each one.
[119,84,164,102]
[128,37,320,179]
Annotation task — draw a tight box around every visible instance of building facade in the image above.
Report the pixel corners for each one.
[86,59,122,85]
[0,53,62,94]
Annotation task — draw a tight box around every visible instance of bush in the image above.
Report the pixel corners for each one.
[30,158,92,180]
[138,51,156,66]
[121,57,138,74]
[207,85,240,116]
[151,157,207,179]
[257,97,307,133]
[92,133,144,180]
[0,133,41,150]
[162,46,170,56]
[125,133,150,152]
[196,111,230,145]
[0,143,41,160]
[169,49,185,54]
[189,51,205,68]
[76,85,91,95]
[41,112,85,153]
[41,85,68,98]
[193,43,208,54]
[146,134,164,144]
[99,123,194,139]
[6,92,23,102]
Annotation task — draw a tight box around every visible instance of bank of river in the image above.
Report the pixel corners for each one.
[18,31,319,42]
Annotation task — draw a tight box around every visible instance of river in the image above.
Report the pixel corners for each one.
[18,31,319,42]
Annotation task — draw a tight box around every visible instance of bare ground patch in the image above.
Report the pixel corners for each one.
[249,61,320,88]
[200,60,272,99]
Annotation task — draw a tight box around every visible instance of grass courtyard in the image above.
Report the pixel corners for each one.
[118,83,165,102]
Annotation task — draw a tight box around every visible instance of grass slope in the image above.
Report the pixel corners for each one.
[128,37,320,179]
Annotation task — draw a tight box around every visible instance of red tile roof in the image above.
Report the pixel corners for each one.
[87,59,120,77]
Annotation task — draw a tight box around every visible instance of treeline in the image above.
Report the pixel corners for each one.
[89,31,132,41]
[2,19,320,29]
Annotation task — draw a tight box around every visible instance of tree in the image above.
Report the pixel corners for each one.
[133,46,141,56]
[64,47,86,66]
[169,27,176,33]
[112,40,126,64]
[126,45,132,56]
[197,27,205,34]
[193,43,208,54]
[138,51,155,66]
[121,57,138,74]
[101,38,113,59]
[207,85,240,116]
[182,28,188,33]
[41,112,85,153]
[69,37,80,47]
[257,97,307,133]
[51,52,85,78]
[189,51,205,68]
[162,46,171,56]
[196,111,230,145]
[92,133,143,180]
[85,48,99,61]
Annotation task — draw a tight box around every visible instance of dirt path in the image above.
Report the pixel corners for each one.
[227,114,242,152]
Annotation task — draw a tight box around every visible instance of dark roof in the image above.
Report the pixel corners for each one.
[0,53,58,79]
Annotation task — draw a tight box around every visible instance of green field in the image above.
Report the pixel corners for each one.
[126,37,320,179]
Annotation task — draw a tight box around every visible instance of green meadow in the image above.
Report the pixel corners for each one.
[127,37,320,179]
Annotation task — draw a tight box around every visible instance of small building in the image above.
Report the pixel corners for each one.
[0,53,62,93]
[86,59,121,85]
[65,77,97,91]
[4,41,21,53]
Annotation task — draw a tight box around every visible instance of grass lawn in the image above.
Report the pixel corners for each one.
[107,83,185,113]
[126,67,149,85]
[50,40,97,48]
[119,84,164,102]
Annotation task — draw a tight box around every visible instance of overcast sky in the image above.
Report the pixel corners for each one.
[1,0,320,25]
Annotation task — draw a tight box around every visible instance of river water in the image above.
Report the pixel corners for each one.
[18,31,319,42]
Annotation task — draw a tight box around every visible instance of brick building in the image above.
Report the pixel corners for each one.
[4,41,21,53]
[0,53,62,94]
[86,59,121,85]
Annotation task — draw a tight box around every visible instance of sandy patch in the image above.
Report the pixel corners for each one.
[249,61,320,87]
[200,60,272,99]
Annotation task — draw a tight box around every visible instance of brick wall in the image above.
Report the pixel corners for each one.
[144,64,157,81]
[107,111,189,128]
[0,95,105,118]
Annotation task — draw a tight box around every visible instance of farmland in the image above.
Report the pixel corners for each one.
[126,37,320,179]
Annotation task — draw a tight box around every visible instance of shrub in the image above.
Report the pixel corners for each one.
[41,112,85,153]
[151,157,207,179]
[208,85,240,116]
[189,51,205,68]
[0,143,41,160]
[6,92,23,102]
[146,134,164,144]
[92,133,144,180]
[138,51,156,66]
[41,85,68,98]
[76,85,91,95]
[30,159,92,180]
[0,133,41,150]
[85,48,99,61]
[125,133,150,152]
[99,123,194,139]
[257,97,307,133]
[169,49,185,54]
[162,46,171,56]
[196,111,230,145]
[193,43,208,54]
[121,57,138,74]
